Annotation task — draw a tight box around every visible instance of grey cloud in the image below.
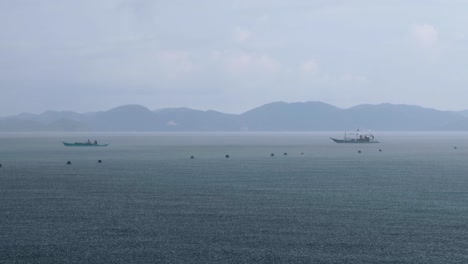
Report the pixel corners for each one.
[1,0,468,115]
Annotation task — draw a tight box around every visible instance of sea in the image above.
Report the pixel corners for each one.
[1,132,468,263]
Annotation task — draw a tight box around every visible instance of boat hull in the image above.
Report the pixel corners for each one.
[330,138,379,143]
[63,142,109,147]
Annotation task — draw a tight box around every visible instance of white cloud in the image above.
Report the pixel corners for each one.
[233,27,252,44]
[300,60,319,75]
[412,24,439,49]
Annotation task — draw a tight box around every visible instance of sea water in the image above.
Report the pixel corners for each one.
[1,132,468,263]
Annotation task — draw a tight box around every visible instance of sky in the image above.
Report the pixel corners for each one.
[1,0,468,115]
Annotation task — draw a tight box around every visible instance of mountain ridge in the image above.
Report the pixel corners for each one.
[1,101,468,131]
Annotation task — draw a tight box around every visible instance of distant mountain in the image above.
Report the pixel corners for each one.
[344,104,463,131]
[241,101,343,130]
[3,111,83,124]
[457,109,468,118]
[0,119,48,131]
[46,119,89,131]
[87,105,158,131]
[1,101,468,131]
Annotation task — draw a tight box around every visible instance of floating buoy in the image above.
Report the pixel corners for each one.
[190,156,194,159]
[301,152,304,155]
[271,153,274,157]
[379,149,382,152]
[67,161,72,165]
[358,150,361,154]
[454,146,457,150]
[284,152,287,156]
[225,155,230,158]
[98,160,102,163]
[0,163,2,168]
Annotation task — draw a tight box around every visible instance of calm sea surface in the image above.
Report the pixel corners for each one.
[1,132,468,263]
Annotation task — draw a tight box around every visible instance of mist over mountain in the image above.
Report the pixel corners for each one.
[153,108,240,131]
[1,102,467,132]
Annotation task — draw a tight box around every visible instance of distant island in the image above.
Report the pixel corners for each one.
[1,101,468,132]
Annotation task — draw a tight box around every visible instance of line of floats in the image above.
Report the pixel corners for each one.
[2,146,467,168]
[1,150,387,167]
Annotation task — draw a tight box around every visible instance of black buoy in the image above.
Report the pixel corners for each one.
[284,152,287,156]
[190,155,194,159]
[271,153,274,157]
[301,152,304,155]
[379,149,382,152]
[225,155,230,158]
[67,161,72,165]
[358,150,361,154]
[98,160,102,163]
[454,146,457,150]
[0,163,2,168]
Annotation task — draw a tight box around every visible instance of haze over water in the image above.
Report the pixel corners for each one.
[1,132,468,263]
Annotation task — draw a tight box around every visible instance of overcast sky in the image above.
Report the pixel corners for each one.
[1,0,468,115]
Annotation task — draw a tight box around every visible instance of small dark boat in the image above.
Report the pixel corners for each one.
[63,141,108,147]
[330,130,379,143]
